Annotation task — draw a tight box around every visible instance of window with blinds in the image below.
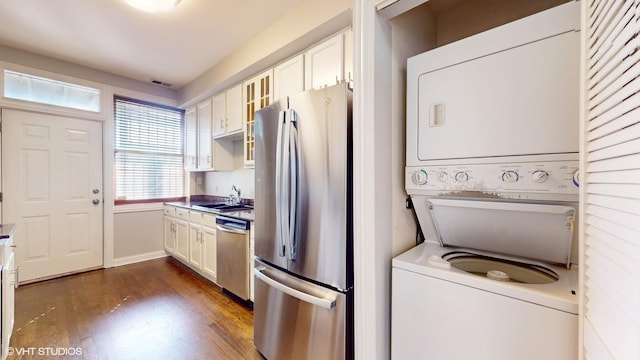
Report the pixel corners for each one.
[583,0,640,359]
[114,96,185,204]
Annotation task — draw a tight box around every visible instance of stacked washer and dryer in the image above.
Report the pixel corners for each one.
[392,2,581,360]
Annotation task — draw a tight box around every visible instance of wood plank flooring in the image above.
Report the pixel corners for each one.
[8,257,262,360]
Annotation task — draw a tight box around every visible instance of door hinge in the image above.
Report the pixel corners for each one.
[0,192,3,202]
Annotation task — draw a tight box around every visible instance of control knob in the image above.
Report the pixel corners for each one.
[411,170,428,185]
[532,170,549,183]
[438,171,449,182]
[501,170,519,183]
[454,171,469,183]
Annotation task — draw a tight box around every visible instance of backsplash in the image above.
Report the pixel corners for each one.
[202,140,255,199]
[202,167,255,199]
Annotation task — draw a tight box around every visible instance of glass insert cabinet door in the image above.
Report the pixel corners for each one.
[243,69,273,168]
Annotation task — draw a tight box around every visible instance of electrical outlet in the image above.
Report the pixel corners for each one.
[196,175,202,185]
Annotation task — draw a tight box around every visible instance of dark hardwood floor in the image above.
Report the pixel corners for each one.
[8,257,262,360]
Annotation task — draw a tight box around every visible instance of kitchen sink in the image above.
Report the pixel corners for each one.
[193,203,253,213]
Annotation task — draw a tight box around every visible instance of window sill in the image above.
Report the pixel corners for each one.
[114,202,166,214]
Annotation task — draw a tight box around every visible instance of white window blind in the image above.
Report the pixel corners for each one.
[114,96,184,203]
[583,0,640,359]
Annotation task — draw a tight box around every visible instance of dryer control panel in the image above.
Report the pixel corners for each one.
[406,160,579,200]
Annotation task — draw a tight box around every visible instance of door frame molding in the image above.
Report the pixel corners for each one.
[354,1,394,359]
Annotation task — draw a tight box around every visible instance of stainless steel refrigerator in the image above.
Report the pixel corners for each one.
[253,83,353,360]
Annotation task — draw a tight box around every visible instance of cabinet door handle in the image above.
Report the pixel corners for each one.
[13,266,19,288]
[207,155,211,164]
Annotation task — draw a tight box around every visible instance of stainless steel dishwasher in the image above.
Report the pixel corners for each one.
[216,215,250,300]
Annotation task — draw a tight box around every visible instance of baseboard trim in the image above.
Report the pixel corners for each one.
[113,250,168,267]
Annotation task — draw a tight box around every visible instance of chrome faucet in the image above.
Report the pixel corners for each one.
[229,185,241,205]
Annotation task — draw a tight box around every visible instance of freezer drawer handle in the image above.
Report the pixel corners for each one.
[254,267,336,310]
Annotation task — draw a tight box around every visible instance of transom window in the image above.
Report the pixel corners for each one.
[3,70,100,112]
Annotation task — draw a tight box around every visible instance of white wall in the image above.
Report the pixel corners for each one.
[0,44,177,100]
[113,209,166,265]
[388,4,436,256]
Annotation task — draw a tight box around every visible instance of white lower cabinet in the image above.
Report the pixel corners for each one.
[163,206,219,284]
[202,213,217,280]
[189,211,203,269]
[1,233,16,360]
[163,207,176,254]
[175,220,189,262]
[250,221,255,301]
[202,227,217,279]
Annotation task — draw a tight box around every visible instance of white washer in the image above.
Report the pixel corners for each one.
[393,164,580,360]
[392,244,578,360]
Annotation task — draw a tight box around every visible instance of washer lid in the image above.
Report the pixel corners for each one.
[428,198,576,268]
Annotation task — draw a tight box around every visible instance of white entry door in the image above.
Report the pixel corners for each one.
[2,109,103,282]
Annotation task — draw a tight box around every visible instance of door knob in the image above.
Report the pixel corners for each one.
[92,199,100,205]
[93,189,100,194]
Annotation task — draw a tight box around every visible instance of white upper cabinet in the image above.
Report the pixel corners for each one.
[184,107,197,170]
[197,99,213,169]
[343,28,354,88]
[273,54,304,102]
[243,69,273,168]
[305,31,345,90]
[226,84,243,134]
[184,99,233,171]
[212,84,243,139]
[212,92,226,137]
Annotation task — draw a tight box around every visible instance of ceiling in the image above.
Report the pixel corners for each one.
[0,0,304,89]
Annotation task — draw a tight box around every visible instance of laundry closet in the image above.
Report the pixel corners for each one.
[358,0,577,358]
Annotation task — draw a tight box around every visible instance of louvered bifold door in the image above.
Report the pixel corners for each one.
[583,0,640,359]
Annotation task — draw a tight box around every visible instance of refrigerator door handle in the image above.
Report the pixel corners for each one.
[275,110,287,257]
[282,111,292,258]
[287,109,300,260]
[254,267,337,310]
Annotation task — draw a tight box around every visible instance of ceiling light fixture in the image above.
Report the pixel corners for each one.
[125,0,182,13]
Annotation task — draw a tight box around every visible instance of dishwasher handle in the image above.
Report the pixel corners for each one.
[254,267,336,310]
[216,224,247,235]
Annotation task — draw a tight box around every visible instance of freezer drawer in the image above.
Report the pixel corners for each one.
[253,260,351,360]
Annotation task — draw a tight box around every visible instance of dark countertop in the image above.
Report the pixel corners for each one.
[0,224,16,239]
[165,198,254,222]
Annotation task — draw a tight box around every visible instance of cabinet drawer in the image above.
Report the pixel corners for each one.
[164,207,176,217]
[176,208,190,221]
[202,213,216,228]
[190,211,203,224]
